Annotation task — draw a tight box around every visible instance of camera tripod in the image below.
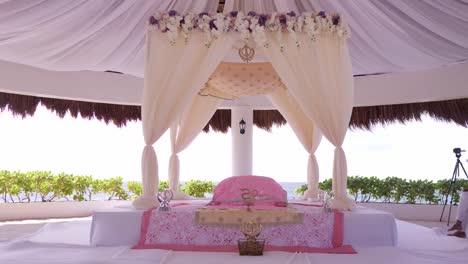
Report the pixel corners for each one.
[439,148,468,226]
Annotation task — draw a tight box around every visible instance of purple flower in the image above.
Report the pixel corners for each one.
[199,12,209,18]
[168,10,178,17]
[149,16,158,25]
[286,11,296,17]
[229,11,238,17]
[318,11,326,18]
[258,14,268,26]
[332,15,340,25]
[209,19,217,30]
[279,14,287,25]
[247,11,257,17]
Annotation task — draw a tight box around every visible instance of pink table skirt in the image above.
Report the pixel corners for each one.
[133,204,355,254]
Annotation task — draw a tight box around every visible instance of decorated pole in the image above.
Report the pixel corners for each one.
[231,106,253,176]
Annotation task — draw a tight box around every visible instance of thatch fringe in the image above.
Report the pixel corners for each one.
[202,109,286,133]
[254,109,287,131]
[203,109,231,133]
[350,99,468,130]
[0,92,467,131]
[0,92,40,117]
[0,92,140,127]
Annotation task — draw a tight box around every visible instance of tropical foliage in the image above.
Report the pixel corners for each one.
[294,176,468,204]
[183,179,215,198]
[0,170,214,203]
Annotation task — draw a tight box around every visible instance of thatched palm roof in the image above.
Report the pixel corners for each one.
[1,92,467,131]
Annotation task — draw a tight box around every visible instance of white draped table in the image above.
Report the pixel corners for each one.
[90,201,397,248]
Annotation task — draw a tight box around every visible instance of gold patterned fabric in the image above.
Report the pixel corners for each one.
[195,207,304,227]
[199,62,283,99]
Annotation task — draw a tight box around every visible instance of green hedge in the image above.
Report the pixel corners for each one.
[0,170,215,203]
[294,176,468,204]
[2,170,466,204]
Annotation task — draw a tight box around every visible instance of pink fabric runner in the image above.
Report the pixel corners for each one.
[133,204,355,254]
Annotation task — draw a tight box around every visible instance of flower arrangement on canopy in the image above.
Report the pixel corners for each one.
[148,10,349,47]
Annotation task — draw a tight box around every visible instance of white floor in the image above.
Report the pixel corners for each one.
[0,217,467,264]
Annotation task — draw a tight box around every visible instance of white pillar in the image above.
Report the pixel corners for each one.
[231,106,253,176]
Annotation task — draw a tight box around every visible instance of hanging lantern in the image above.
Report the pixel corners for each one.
[239,118,246,135]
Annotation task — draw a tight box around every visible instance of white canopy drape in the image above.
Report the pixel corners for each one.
[139,9,355,210]
[169,95,221,200]
[262,33,356,210]
[133,31,235,209]
[269,88,322,199]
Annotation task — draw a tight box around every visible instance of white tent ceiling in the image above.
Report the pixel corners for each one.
[0,0,467,107]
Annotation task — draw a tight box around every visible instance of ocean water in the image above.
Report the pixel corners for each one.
[279,182,306,199]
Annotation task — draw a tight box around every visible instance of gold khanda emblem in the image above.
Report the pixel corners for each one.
[238,44,255,63]
[241,188,258,211]
[241,221,262,241]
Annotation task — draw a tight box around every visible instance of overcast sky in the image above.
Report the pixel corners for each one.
[0,105,467,183]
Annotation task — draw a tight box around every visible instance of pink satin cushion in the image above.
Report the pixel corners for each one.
[211,175,287,205]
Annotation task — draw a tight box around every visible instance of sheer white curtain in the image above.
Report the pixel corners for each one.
[134,31,235,209]
[169,95,221,200]
[269,88,322,199]
[262,33,355,210]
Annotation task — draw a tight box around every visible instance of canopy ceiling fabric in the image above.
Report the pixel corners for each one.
[0,0,217,77]
[0,0,467,77]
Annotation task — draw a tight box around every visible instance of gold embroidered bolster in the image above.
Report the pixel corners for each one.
[195,208,304,227]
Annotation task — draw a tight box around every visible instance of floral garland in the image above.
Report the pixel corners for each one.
[148,10,349,48]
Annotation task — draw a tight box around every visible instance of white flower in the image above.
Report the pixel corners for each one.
[267,13,280,32]
[286,20,294,32]
[211,13,226,38]
[252,25,267,47]
[153,11,162,20]
[182,13,194,32]
[295,15,304,32]
[238,19,251,41]
[234,12,245,31]
[198,15,211,33]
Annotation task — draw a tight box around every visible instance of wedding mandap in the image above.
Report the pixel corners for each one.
[1,0,468,263]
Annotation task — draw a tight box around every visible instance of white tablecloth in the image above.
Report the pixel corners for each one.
[90,203,397,247]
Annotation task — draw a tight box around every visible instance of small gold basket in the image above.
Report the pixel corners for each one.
[238,221,264,256]
[237,239,265,256]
